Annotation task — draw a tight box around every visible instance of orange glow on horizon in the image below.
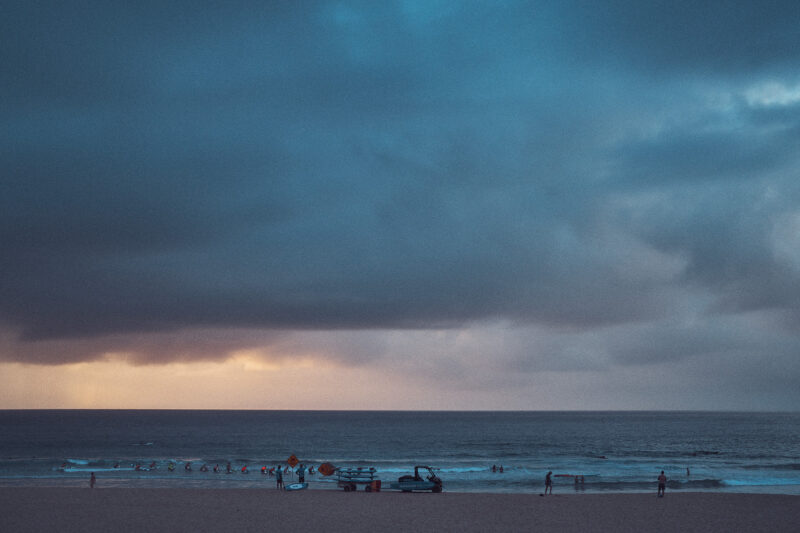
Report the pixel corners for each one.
[0,355,424,410]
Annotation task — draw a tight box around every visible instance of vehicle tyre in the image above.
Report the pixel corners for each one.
[432,486,442,493]
[365,485,371,492]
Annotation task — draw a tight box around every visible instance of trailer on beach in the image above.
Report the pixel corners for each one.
[336,467,381,492]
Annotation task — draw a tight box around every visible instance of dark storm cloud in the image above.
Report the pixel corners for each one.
[2,0,800,378]
[562,0,800,74]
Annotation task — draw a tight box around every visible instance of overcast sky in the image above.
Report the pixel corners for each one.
[2,1,799,409]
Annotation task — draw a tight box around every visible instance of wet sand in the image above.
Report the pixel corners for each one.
[1,487,798,532]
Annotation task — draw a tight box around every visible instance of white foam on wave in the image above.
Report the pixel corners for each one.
[722,478,800,487]
[63,467,136,473]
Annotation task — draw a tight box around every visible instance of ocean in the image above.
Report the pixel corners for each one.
[1,411,798,494]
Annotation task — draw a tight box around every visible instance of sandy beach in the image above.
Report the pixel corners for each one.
[1,487,798,533]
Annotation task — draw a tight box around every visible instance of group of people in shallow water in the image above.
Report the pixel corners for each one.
[540,469,672,496]
[105,461,317,477]
[82,460,682,496]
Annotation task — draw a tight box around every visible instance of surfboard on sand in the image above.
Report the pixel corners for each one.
[285,482,308,491]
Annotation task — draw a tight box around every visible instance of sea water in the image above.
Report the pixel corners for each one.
[0,411,798,494]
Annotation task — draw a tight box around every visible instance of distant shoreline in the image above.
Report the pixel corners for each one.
[1,478,798,496]
[1,488,797,532]
[3,408,799,413]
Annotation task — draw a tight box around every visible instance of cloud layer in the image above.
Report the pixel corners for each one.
[2,1,800,408]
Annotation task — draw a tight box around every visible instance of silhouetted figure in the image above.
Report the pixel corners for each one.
[658,471,667,497]
[545,471,553,494]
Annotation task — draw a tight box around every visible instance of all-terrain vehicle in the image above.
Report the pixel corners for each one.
[389,465,442,493]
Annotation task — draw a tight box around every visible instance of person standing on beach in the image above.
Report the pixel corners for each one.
[657,471,667,497]
[276,466,284,490]
[297,464,306,484]
[90,472,96,488]
[545,471,553,495]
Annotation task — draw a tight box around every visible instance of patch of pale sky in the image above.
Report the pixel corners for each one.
[745,80,800,107]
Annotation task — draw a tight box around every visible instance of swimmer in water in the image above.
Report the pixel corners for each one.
[241,465,248,473]
[213,464,219,473]
[168,462,175,472]
[226,462,232,474]
[200,464,208,472]
[185,462,192,472]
